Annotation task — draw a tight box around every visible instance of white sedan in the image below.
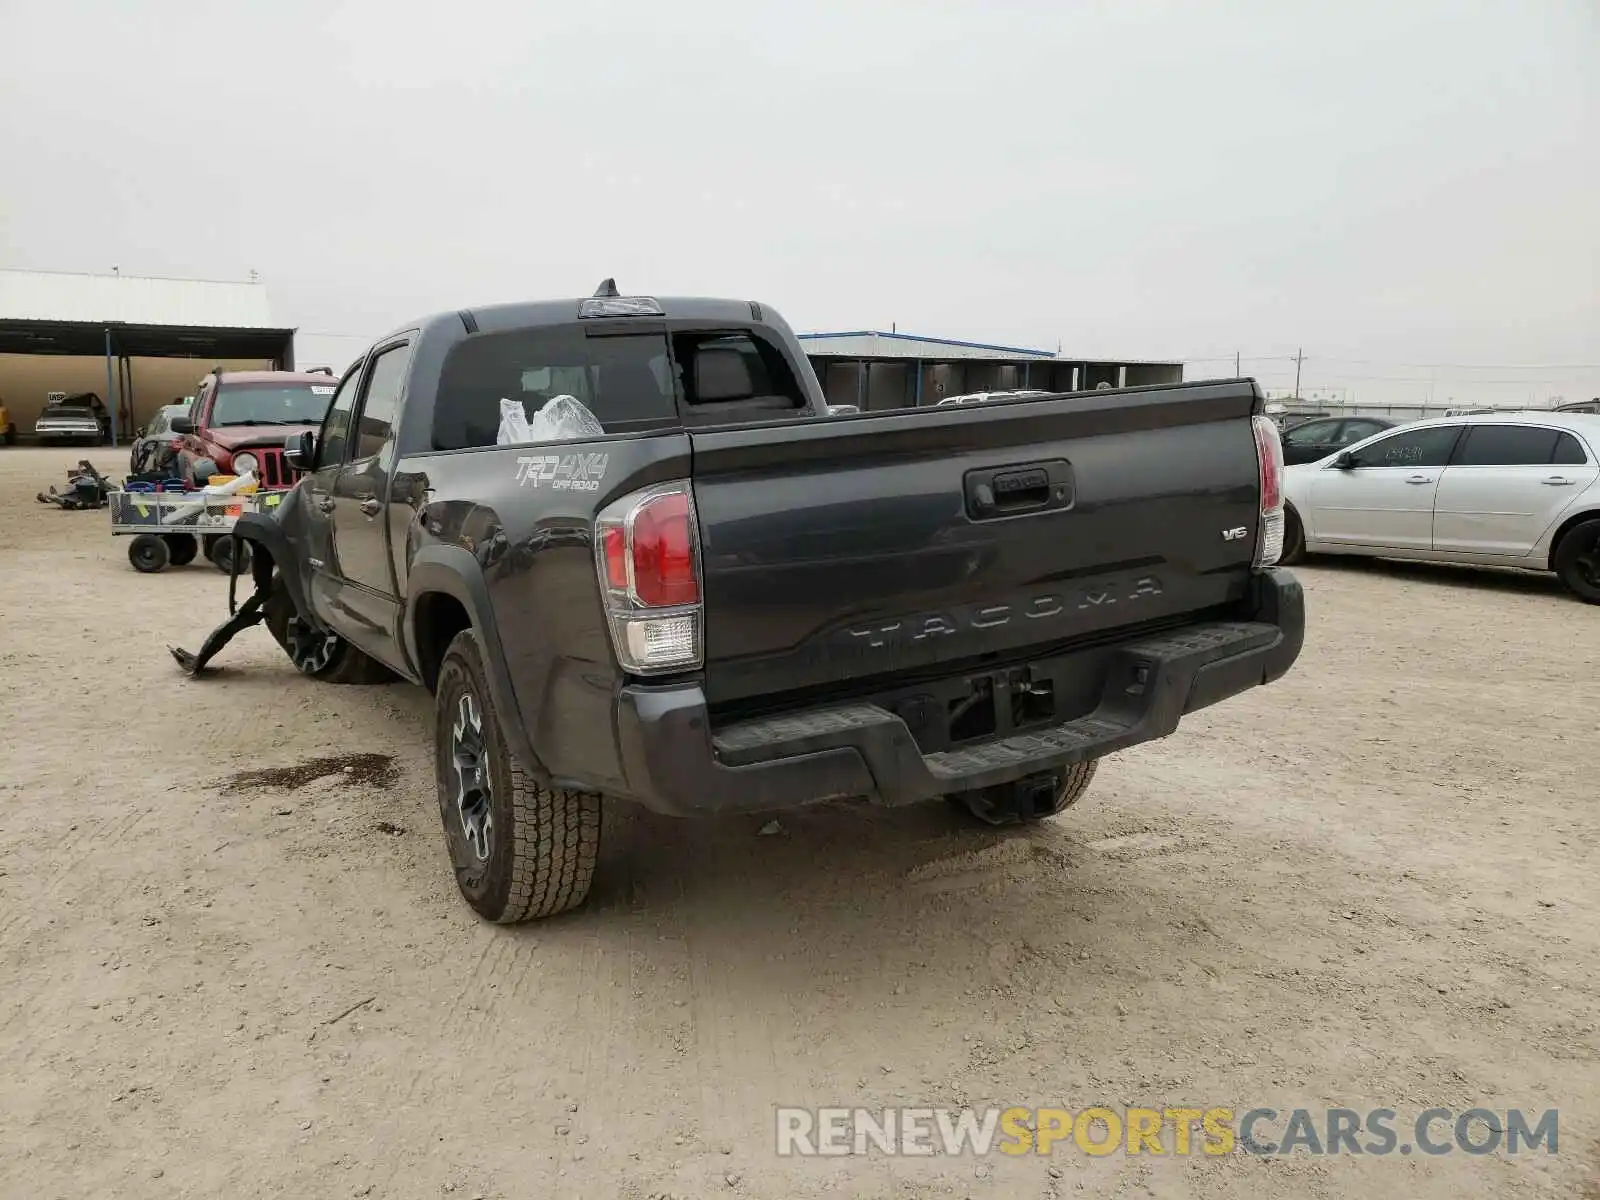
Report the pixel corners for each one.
[1280,411,1600,603]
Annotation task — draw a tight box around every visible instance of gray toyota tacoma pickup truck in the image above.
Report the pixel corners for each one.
[175,282,1305,924]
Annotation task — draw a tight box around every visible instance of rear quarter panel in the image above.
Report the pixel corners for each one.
[395,433,692,790]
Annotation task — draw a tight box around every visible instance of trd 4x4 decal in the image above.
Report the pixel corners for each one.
[515,452,610,491]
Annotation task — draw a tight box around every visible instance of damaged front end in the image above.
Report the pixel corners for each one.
[169,485,319,677]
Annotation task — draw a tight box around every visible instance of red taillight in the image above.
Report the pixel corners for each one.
[593,483,705,674]
[1251,415,1285,567]
[602,526,629,591]
[1253,416,1283,510]
[630,491,700,607]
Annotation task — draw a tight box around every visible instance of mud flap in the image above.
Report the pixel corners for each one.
[169,585,271,676]
[170,536,270,678]
[168,492,305,677]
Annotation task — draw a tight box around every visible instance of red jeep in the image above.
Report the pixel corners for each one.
[172,369,337,487]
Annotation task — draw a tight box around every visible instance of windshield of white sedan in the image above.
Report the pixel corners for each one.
[212,385,333,427]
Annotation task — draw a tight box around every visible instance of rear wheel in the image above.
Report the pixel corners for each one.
[164,534,198,566]
[1553,519,1600,604]
[950,759,1099,826]
[262,573,396,683]
[434,628,601,922]
[204,534,252,575]
[1280,507,1307,565]
[128,534,170,574]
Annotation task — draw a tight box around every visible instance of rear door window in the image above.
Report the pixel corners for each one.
[1552,432,1588,465]
[1451,425,1561,466]
[434,326,676,450]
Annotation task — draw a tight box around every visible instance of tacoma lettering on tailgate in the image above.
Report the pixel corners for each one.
[845,575,1164,649]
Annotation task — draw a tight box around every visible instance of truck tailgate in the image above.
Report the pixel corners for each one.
[689,381,1264,711]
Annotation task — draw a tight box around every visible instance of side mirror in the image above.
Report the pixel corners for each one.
[133,426,147,439]
[284,430,317,473]
[170,416,194,434]
[1332,451,1355,469]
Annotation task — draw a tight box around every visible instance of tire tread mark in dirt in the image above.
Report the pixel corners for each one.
[384,934,528,1193]
[0,806,155,1056]
[682,829,789,1158]
[400,931,502,1107]
[0,806,151,944]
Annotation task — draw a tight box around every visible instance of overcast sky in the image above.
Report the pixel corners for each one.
[1,0,1595,405]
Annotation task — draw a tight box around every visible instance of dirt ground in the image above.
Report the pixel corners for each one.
[1,445,1596,1200]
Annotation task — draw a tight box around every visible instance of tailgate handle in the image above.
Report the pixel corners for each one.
[964,460,1074,520]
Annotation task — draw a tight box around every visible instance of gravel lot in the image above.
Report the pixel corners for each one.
[1,445,1596,1200]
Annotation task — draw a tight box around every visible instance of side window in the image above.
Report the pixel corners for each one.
[1283,420,1335,447]
[434,326,676,451]
[318,364,363,468]
[351,343,411,462]
[1338,420,1384,444]
[1452,425,1560,467]
[1552,432,1588,466]
[1347,425,1461,469]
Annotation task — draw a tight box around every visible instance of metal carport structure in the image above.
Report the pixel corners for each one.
[0,270,295,445]
[797,330,1185,412]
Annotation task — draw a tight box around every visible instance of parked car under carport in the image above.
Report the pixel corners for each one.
[34,393,111,445]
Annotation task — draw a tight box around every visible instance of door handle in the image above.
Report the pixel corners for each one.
[315,496,335,514]
[1542,477,1575,486]
[1405,475,1434,484]
[359,497,382,517]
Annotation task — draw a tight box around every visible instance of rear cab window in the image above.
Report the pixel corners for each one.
[672,330,806,426]
[432,323,809,450]
[434,326,676,450]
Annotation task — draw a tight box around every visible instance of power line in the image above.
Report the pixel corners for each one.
[1177,353,1598,371]
[1281,371,1593,385]
[1302,357,1600,371]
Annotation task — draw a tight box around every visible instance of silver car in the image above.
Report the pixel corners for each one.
[34,393,110,444]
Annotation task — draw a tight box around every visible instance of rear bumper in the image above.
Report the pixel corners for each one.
[614,569,1305,817]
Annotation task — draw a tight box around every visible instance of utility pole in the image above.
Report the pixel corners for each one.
[1293,347,1304,399]
[1234,351,1241,377]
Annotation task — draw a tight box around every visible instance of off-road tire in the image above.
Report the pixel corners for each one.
[164,534,198,566]
[1553,518,1600,605]
[434,628,601,923]
[262,573,396,684]
[128,534,169,574]
[1280,507,1307,565]
[950,758,1099,826]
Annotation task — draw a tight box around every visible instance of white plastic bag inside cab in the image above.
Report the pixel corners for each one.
[496,395,605,446]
